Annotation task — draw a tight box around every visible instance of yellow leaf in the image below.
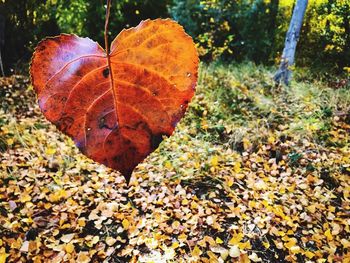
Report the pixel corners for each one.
[122,219,130,230]
[60,223,71,229]
[181,199,189,205]
[172,242,179,249]
[249,200,256,208]
[268,136,275,144]
[178,233,187,242]
[78,218,86,227]
[228,233,244,245]
[22,217,33,224]
[325,229,333,241]
[305,250,315,259]
[234,162,241,173]
[242,137,251,150]
[20,193,31,203]
[290,246,301,254]
[278,231,286,237]
[263,242,270,249]
[179,154,188,161]
[274,206,286,218]
[164,160,172,169]
[210,156,219,167]
[191,201,198,209]
[227,177,234,187]
[285,238,297,249]
[0,250,8,263]
[44,203,52,210]
[207,251,219,261]
[286,230,294,235]
[49,189,67,203]
[307,204,316,213]
[6,138,14,146]
[198,239,206,247]
[262,200,269,207]
[65,243,75,254]
[215,237,223,244]
[45,147,56,155]
[192,246,202,258]
[238,241,251,250]
[204,236,216,246]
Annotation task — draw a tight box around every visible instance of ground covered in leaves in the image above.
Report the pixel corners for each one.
[1,63,350,262]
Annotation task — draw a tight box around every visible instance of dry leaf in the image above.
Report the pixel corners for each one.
[65,243,75,254]
[61,233,75,243]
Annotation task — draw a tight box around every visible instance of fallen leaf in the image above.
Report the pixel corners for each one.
[192,246,202,258]
[20,241,29,253]
[0,250,8,263]
[229,245,240,258]
[61,233,75,243]
[77,252,90,263]
[65,243,75,254]
[215,237,223,244]
[106,237,116,246]
[248,252,261,262]
[325,229,333,241]
[122,219,130,230]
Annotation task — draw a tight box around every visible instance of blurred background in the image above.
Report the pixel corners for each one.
[0,0,349,76]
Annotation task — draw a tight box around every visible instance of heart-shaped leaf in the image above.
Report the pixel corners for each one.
[30,19,199,181]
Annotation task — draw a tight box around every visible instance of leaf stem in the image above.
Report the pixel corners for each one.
[104,0,112,56]
[103,0,120,144]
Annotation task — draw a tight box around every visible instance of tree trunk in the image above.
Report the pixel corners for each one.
[274,0,308,86]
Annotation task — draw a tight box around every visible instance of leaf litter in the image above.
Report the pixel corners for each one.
[1,63,350,262]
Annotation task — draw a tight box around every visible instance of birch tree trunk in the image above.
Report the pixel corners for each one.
[274,0,308,85]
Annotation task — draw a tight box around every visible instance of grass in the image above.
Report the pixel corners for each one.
[183,61,350,147]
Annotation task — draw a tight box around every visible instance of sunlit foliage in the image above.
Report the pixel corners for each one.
[1,0,349,73]
[171,0,350,72]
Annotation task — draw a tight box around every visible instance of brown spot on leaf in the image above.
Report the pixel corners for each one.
[103,68,109,78]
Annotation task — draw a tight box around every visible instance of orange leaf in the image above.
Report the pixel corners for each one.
[30,19,199,182]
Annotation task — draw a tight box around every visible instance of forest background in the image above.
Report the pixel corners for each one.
[1,0,350,77]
